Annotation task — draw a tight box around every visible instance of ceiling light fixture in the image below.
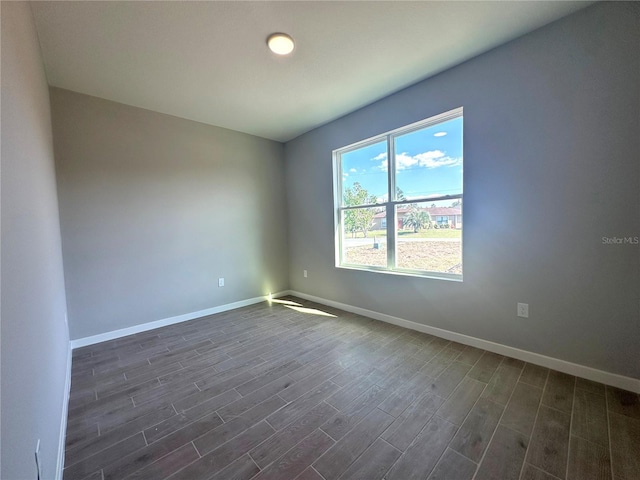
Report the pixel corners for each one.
[267,33,295,55]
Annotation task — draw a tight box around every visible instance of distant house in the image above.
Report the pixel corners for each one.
[372,206,462,230]
[425,207,463,228]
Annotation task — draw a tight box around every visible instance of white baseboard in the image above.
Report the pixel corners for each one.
[70,291,289,349]
[56,341,72,480]
[287,290,640,394]
[66,288,639,393]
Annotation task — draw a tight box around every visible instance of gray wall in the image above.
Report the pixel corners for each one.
[1,3,71,479]
[285,2,640,379]
[51,88,289,340]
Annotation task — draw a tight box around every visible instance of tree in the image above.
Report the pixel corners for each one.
[403,209,432,233]
[450,199,462,208]
[396,187,406,202]
[343,182,377,237]
[343,210,358,238]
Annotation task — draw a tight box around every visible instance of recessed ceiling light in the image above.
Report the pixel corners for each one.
[267,33,295,55]
[434,132,447,137]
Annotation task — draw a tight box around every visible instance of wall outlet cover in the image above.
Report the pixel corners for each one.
[517,303,529,318]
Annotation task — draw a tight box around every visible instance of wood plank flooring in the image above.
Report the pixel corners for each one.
[64,296,640,480]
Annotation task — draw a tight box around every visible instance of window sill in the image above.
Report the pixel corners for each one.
[336,264,463,282]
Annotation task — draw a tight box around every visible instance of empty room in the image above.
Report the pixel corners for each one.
[2,1,639,480]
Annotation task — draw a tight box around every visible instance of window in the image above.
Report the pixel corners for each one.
[334,108,463,280]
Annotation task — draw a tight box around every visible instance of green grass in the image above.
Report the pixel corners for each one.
[349,228,461,239]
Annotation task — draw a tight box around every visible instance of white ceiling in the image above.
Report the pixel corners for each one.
[31,1,593,142]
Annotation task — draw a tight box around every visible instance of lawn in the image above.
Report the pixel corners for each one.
[349,228,461,239]
[344,240,462,274]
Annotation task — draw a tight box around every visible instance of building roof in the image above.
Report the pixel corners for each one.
[426,207,461,216]
[373,206,461,218]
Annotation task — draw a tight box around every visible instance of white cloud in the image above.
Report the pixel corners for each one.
[349,168,357,173]
[396,152,419,170]
[414,150,461,169]
[371,150,461,172]
[372,150,462,172]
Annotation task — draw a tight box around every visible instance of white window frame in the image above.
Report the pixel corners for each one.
[333,107,463,281]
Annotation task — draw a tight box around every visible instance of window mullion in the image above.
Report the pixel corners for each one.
[387,135,396,269]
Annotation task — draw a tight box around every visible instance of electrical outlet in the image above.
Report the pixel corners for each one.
[35,439,42,480]
[517,303,529,318]
[303,270,308,278]
[218,278,225,287]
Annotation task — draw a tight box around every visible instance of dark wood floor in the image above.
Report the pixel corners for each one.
[64,296,640,480]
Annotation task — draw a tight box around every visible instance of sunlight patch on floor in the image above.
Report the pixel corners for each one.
[267,296,303,307]
[284,305,336,317]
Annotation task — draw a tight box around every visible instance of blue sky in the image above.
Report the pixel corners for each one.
[341,116,463,202]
